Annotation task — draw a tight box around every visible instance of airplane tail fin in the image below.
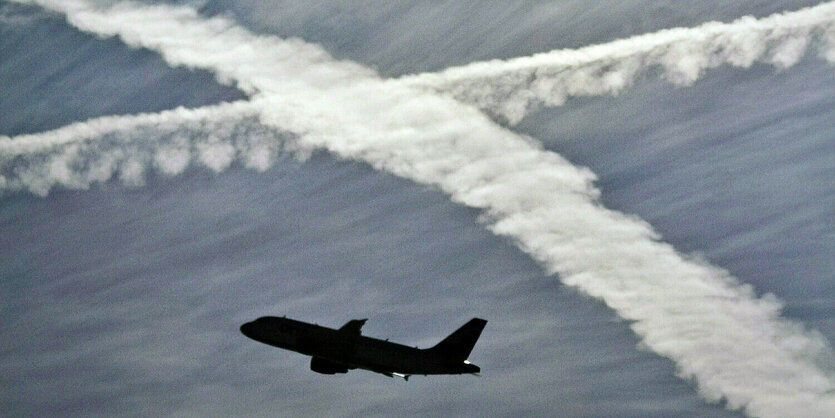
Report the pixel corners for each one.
[427,318,487,361]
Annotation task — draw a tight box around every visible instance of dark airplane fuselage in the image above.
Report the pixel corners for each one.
[240,316,483,378]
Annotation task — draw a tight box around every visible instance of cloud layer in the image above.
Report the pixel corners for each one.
[4,1,835,416]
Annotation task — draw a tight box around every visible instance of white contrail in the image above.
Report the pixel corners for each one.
[0,100,281,195]
[6,1,835,416]
[403,2,835,124]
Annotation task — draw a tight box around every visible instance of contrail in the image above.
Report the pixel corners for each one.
[6,1,835,416]
[0,100,281,195]
[403,2,835,124]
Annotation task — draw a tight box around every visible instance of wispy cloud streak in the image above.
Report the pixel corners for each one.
[4,1,835,416]
[403,2,835,123]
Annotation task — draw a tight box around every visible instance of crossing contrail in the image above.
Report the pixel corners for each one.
[0,100,278,195]
[403,1,835,123]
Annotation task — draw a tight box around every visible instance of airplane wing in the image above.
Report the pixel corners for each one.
[339,318,368,335]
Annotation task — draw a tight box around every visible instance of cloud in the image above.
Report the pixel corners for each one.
[5,0,835,416]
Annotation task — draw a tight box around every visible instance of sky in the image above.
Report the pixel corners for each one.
[1,1,834,416]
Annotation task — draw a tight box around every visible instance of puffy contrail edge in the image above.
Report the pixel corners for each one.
[403,2,835,124]
[0,100,284,195]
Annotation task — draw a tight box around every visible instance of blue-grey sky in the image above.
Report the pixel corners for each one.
[1,1,833,416]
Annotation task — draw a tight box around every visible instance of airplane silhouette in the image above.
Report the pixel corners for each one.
[241,316,487,380]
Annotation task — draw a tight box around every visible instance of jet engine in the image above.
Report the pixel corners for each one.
[310,357,348,374]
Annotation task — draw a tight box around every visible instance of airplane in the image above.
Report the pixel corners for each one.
[240,316,487,380]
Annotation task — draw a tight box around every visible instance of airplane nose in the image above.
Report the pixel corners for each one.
[240,322,253,337]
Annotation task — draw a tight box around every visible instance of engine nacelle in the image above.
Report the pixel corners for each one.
[310,357,349,374]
